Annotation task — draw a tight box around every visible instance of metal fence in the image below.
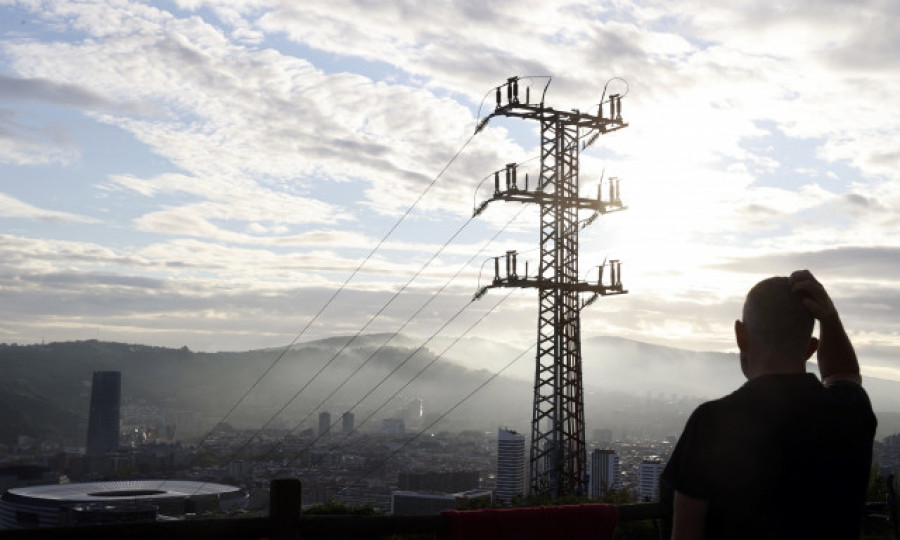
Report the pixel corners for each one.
[2,477,897,539]
[0,478,667,539]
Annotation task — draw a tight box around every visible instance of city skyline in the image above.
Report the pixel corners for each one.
[0,1,898,385]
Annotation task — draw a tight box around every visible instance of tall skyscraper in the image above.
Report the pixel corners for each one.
[342,412,354,434]
[86,371,121,456]
[589,449,620,499]
[638,459,666,501]
[496,428,525,504]
[318,411,331,437]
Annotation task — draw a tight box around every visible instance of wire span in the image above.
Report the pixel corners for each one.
[336,339,535,492]
[182,125,484,497]
[190,129,481,454]
[284,288,516,469]
[258,206,529,462]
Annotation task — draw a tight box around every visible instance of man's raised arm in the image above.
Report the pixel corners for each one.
[789,269,861,386]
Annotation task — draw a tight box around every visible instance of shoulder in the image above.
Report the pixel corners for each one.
[823,380,877,433]
[825,379,875,409]
[683,400,719,428]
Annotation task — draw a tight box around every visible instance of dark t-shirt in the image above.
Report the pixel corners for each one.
[662,373,876,539]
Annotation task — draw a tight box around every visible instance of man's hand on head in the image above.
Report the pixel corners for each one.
[790,269,862,386]
[789,269,837,321]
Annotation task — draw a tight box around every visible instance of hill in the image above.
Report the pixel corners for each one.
[1,336,898,447]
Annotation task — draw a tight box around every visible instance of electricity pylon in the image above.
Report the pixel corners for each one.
[474,76,628,499]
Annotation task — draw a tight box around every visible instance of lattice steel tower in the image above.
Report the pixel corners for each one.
[475,76,628,498]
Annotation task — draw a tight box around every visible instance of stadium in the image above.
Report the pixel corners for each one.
[0,480,246,529]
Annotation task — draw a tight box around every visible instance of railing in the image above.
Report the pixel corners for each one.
[3,477,897,539]
[1,478,667,539]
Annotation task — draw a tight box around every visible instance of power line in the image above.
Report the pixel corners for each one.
[194,157,532,481]
[336,340,535,491]
[191,131,480,452]
[282,288,517,467]
[226,214,474,451]
[257,207,528,462]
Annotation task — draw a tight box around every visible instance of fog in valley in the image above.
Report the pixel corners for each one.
[3,335,900,447]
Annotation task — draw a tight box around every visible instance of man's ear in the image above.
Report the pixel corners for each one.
[805,336,819,360]
[734,320,747,351]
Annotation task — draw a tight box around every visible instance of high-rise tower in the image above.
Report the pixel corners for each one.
[476,76,628,498]
[638,459,666,501]
[496,428,525,504]
[342,411,355,434]
[589,448,620,499]
[86,371,121,456]
[318,411,331,437]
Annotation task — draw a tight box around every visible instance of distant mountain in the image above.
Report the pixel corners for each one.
[580,336,900,439]
[1,336,898,448]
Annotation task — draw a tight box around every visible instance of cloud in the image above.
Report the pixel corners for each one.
[19,270,167,290]
[4,5,512,224]
[0,74,112,109]
[0,0,899,362]
[714,247,900,285]
[0,193,98,223]
[0,108,80,165]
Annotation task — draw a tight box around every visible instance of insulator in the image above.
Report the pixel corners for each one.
[511,164,517,189]
[525,172,529,191]
[610,94,621,121]
[493,257,501,283]
[526,86,530,104]
[475,116,490,134]
[506,250,516,278]
[496,87,501,108]
[473,287,488,301]
[494,171,500,195]
[513,79,519,102]
[507,82,513,103]
[505,165,511,189]
[598,264,605,286]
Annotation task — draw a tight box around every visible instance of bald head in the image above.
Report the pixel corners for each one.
[741,276,815,365]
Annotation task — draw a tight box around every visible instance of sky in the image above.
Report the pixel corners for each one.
[1,0,899,382]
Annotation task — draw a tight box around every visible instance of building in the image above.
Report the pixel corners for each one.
[0,480,246,529]
[342,412,355,434]
[398,471,479,493]
[227,460,247,479]
[382,418,405,435]
[589,449,620,499]
[496,428,525,504]
[637,459,666,501]
[390,490,492,515]
[318,411,331,437]
[86,371,121,457]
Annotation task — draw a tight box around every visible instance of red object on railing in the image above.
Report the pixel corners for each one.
[439,503,619,540]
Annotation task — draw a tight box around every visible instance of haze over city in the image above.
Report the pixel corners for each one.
[1,0,898,389]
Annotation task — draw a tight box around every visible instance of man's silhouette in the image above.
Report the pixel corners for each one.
[663,270,876,539]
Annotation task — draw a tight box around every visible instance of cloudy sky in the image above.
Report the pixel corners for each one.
[1,0,898,381]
